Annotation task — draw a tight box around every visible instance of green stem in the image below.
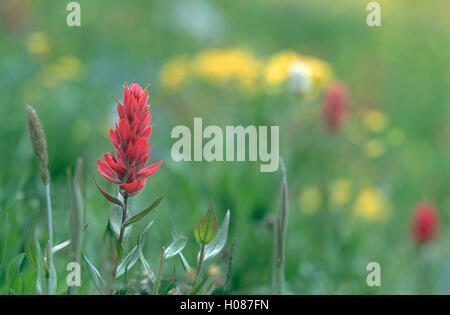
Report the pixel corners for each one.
[118,193,128,245]
[45,184,54,251]
[191,243,205,292]
[110,193,128,292]
[272,158,288,295]
[45,183,54,294]
[153,247,165,295]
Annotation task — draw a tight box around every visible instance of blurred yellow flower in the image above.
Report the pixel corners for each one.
[26,32,50,56]
[56,56,84,81]
[363,110,388,133]
[330,179,352,206]
[353,188,388,221]
[299,186,322,214]
[387,128,405,147]
[265,51,301,87]
[39,55,84,88]
[302,56,333,93]
[364,139,386,158]
[159,57,189,90]
[264,50,332,94]
[192,48,261,90]
[158,49,332,95]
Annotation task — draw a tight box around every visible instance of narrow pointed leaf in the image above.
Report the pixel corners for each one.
[48,261,57,294]
[109,204,131,241]
[45,241,51,270]
[124,196,163,227]
[93,175,124,207]
[138,246,150,271]
[103,220,123,263]
[7,254,24,284]
[52,240,71,254]
[35,241,45,294]
[203,210,230,262]
[83,254,105,293]
[45,240,57,295]
[138,241,155,283]
[142,220,154,235]
[7,254,25,294]
[25,223,38,269]
[116,245,139,278]
[165,235,188,259]
[160,280,177,295]
[137,222,155,281]
[169,218,191,271]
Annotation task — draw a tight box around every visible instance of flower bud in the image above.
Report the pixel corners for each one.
[194,201,218,245]
[26,105,50,185]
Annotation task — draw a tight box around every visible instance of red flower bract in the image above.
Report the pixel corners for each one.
[97,83,162,195]
[321,81,349,132]
[411,201,439,245]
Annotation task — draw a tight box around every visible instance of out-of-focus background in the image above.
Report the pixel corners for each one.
[0,0,449,294]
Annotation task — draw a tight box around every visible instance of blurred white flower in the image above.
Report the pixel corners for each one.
[288,61,312,97]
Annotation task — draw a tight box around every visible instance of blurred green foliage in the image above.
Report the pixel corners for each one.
[0,0,449,294]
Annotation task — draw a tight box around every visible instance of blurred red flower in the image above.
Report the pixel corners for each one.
[321,81,349,131]
[97,83,162,195]
[411,201,439,245]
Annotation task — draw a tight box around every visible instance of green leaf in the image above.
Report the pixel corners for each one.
[101,218,124,293]
[35,241,45,295]
[74,158,86,202]
[25,223,37,269]
[169,218,191,271]
[203,210,230,262]
[51,240,71,254]
[138,246,152,275]
[45,240,57,295]
[7,253,24,284]
[116,245,139,278]
[103,220,123,263]
[137,221,155,279]
[165,235,188,259]
[123,196,163,227]
[93,175,124,207]
[142,220,154,235]
[83,254,105,293]
[194,201,218,245]
[109,204,132,242]
[160,280,177,295]
[48,261,57,295]
[7,253,25,294]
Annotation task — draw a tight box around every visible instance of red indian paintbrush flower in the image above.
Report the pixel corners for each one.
[411,201,439,245]
[97,83,162,195]
[321,81,349,132]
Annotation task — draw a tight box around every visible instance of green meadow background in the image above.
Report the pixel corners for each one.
[0,0,449,294]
